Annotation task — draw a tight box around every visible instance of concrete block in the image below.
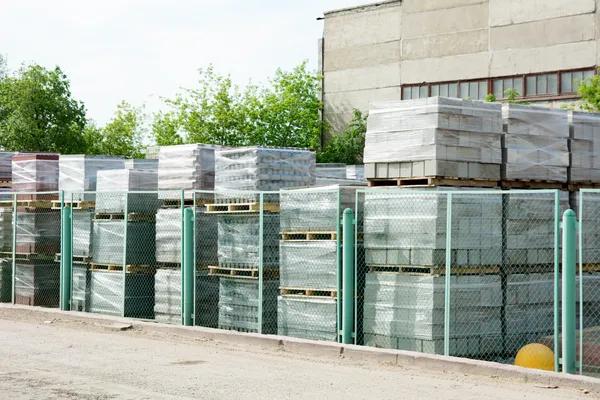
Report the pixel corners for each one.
[490,14,595,51]
[403,29,488,60]
[412,161,425,177]
[489,0,595,27]
[490,41,596,77]
[365,163,376,179]
[400,162,412,178]
[324,7,402,50]
[324,63,401,93]
[388,162,401,178]
[401,3,488,38]
[402,52,489,84]
[376,163,389,179]
[324,41,401,72]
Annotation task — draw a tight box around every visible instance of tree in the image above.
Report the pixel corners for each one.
[578,70,600,112]
[91,101,147,158]
[0,63,87,153]
[317,109,366,165]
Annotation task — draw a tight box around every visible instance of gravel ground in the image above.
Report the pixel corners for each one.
[0,308,596,400]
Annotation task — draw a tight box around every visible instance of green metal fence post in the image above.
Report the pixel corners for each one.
[60,205,73,311]
[444,193,452,357]
[562,209,577,374]
[342,208,355,345]
[183,207,194,327]
[554,190,561,372]
[258,192,264,334]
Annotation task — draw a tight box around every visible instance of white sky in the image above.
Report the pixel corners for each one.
[0,0,364,124]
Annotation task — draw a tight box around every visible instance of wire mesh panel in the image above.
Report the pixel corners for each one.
[12,191,61,308]
[577,190,600,376]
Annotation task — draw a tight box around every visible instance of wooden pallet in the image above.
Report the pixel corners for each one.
[368,264,502,276]
[0,200,54,209]
[0,252,55,261]
[93,213,156,221]
[367,177,499,188]
[205,202,280,214]
[568,182,600,191]
[54,253,91,264]
[89,263,156,274]
[281,231,338,241]
[280,287,338,298]
[160,198,215,209]
[51,201,95,210]
[0,181,11,189]
[501,179,566,190]
[208,266,279,279]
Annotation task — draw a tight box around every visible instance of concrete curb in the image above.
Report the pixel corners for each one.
[1,304,598,393]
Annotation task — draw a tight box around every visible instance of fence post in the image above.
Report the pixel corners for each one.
[183,207,194,326]
[60,206,73,311]
[562,209,577,374]
[342,208,355,345]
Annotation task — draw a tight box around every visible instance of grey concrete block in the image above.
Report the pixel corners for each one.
[365,163,376,179]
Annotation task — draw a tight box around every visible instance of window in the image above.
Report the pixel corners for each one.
[526,73,558,96]
[561,69,595,93]
[493,77,524,98]
[402,85,428,100]
[430,83,458,98]
[459,80,487,100]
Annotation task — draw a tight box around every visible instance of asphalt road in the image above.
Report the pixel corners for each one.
[0,310,595,400]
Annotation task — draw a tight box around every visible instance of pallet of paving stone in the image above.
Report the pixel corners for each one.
[206,202,280,214]
[89,263,156,274]
[367,177,499,188]
[208,265,279,279]
[279,287,337,298]
[280,231,337,241]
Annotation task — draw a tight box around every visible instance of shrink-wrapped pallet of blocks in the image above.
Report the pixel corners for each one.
[91,220,156,265]
[95,169,159,214]
[0,152,16,183]
[124,159,158,171]
[155,208,218,265]
[14,261,60,307]
[218,278,278,333]
[12,154,59,200]
[15,209,61,255]
[364,97,503,181]
[569,110,600,183]
[502,104,569,182]
[346,165,365,181]
[0,207,12,252]
[71,264,90,312]
[214,146,316,203]
[88,270,154,318]
[157,144,216,198]
[572,191,600,264]
[59,155,125,202]
[73,211,94,257]
[0,258,11,303]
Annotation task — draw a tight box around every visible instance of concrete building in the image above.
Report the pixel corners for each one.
[320,0,599,133]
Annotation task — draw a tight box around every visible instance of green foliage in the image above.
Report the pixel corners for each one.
[317,109,366,165]
[0,63,87,153]
[485,93,496,102]
[89,101,147,158]
[504,89,530,105]
[577,70,600,112]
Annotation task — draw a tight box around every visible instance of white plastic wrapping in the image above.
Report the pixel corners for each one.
[124,159,158,171]
[365,97,503,165]
[316,163,347,179]
[214,147,316,196]
[346,165,365,181]
[158,144,216,194]
[570,111,600,183]
[73,210,93,256]
[12,156,59,192]
[91,220,156,265]
[89,271,154,318]
[14,262,60,306]
[0,207,12,252]
[277,297,337,342]
[0,152,16,181]
[95,169,159,214]
[503,104,569,138]
[218,278,278,333]
[59,155,125,201]
[280,241,337,289]
[15,210,61,254]
[71,265,90,312]
[0,258,12,303]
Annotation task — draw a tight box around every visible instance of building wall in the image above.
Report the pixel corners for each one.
[322,0,599,133]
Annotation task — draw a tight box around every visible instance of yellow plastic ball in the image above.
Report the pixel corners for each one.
[514,343,555,371]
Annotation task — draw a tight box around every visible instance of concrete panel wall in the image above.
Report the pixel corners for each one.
[324,40,401,72]
[403,29,488,60]
[402,52,490,84]
[489,0,596,27]
[490,41,597,76]
[324,7,401,50]
[401,3,488,38]
[490,14,595,51]
[403,0,487,14]
[324,63,401,93]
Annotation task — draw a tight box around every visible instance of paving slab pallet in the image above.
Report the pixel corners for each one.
[54,253,91,264]
[206,202,280,214]
[367,177,499,188]
[208,266,279,279]
[280,287,338,298]
[0,181,11,188]
[89,263,156,274]
[51,201,95,210]
[281,231,338,241]
[93,213,156,222]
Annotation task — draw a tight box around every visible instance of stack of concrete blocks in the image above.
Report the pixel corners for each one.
[11,154,59,200]
[73,211,93,257]
[14,261,60,307]
[346,165,366,181]
[15,208,61,255]
[0,152,16,182]
[95,169,159,214]
[504,191,569,266]
[124,159,158,171]
[502,104,569,182]
[569,111,600,183]
[317,164,347,179]
[214,147,316,203]
[572,191,600,264]
[363,188,503,268]
[91,220,156,266]
[0,258,11,303]
[59,155,125,202]
[88,271,155,318]
[278,186,358,342]
[157,144,216,199]
[0,206,11,252]
[364,97,503,181]
[218,277,278,333]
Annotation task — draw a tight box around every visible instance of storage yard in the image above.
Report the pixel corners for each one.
[2,97,600,376]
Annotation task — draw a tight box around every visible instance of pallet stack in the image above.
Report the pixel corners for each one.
[278,186,358,342]
[0,152,16,200]
[59,155,125,202]
[157,144,216,198]
[88,169,158,318]
[12,154,60,200]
